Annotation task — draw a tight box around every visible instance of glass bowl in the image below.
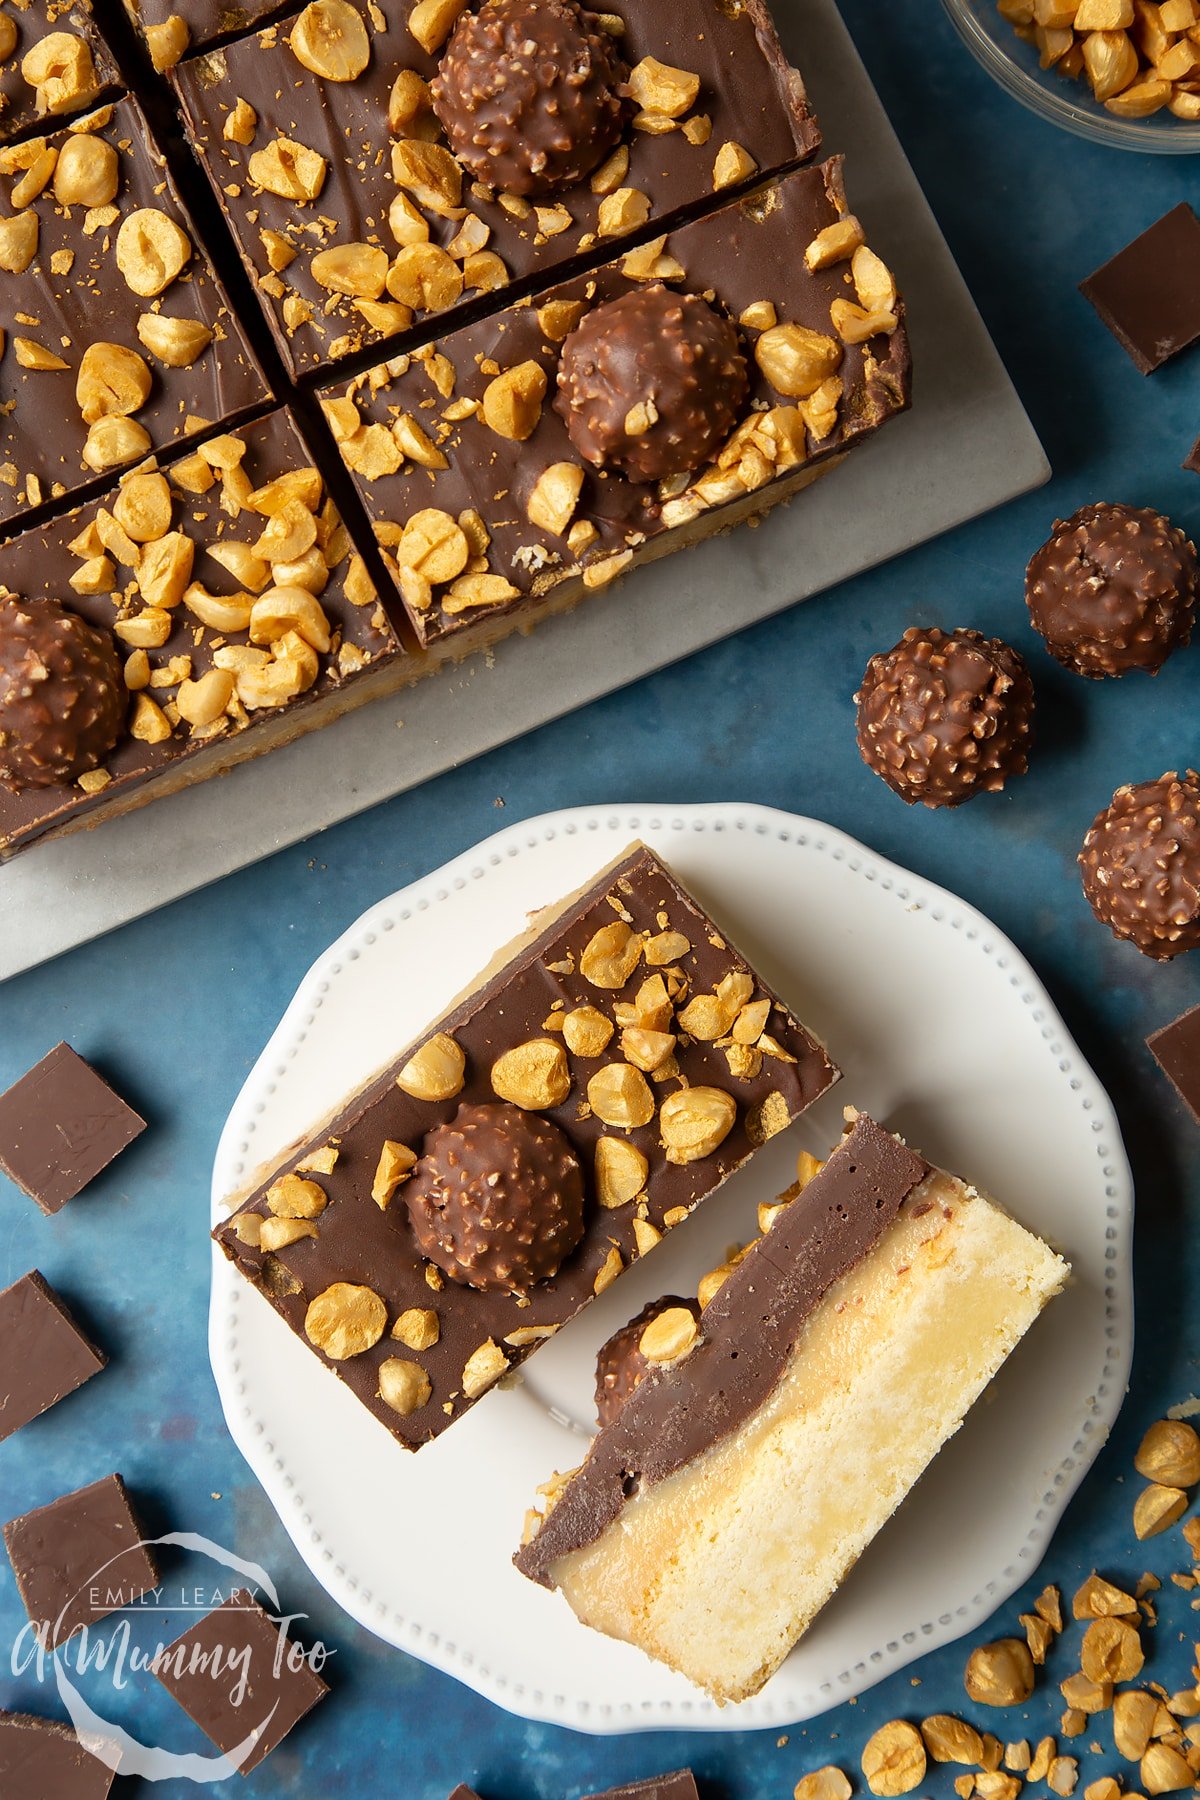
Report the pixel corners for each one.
[940,0,1200,153]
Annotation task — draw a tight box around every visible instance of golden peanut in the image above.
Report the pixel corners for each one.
[53,133,118,207]
[852,244,897,316]
[14,337,67,371]
[597,185,651,236]
[22,32,98,111]
[224,97,257,145]
[386,241,462,311]
[266,1172,328,1218]
[481,361,547,441]
[639,1305,698,1364]
[1071,1571,1137,1618]
[114,609,172,649]
[712,140,756,188]
[392,1306,439,1350]
[491,1039,571,1110]
[391,138,462,215]
[304,1282,388,1359]
[1141,1745,1194,1795]
[659,1085,736,1163]
[396,508,469,585]
[76,343,152,423]
[441,573,519,614]
[1080,1616,1143,1683]
[0,15,15,60]
[82,416,152,472]
[116,209,192,297]
[136,313,214,368]
[861,1722,927,1797]
[1132,1482,1188,1539]
[620,1026,676,1072]
[177,668,235,727]
[1112,1688,1158,1759]
[249,585,332,654]
[587,1062,655,1129]
[921,1717,985,1765]
[129,692,172,743]
[594,1135,648,1207]
[146,14,190,71]
[527,461,584,535]
[1134,1419,1200,1487]
[289,0,371,79]
[627,55,700,117]
[311,241,389,299]
[831,298,898,344]
[563,1005,615,1057]
[755,323,842,398]
[408,0,468,52]
[259,1216,318,1252]
[372,1139,416,1209]
[581,920,642,988]
[112,472,172,543]
[965,1639,1036,1707]
[805,216,865,271]
[795,1769,853,1800]
[396,1031,465,1101]
[388,68,433,135]
[462,1338,508,1399]
[249,136,327,202]
[0,211,38,273]
[378,1358,431,1416]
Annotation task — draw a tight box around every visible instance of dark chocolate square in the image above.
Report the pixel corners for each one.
[0,1044,145,1215]
[154,1590,328,1774]
[0,1712,117,1800]
[3,1474,159,1647]
[0,1271,107,1440]
[1081,204,1200,375]
[1148,1004,1200,1124]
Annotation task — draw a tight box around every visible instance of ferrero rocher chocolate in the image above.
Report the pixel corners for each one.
[594,1295,700,1428]
[1079,771,1200,961]
[431,0,627,197]
[855,626,1035,809]
[1025,503,1198,679]
[0,594,124,792]
[404,1101,586,1293]
[556,284,749,483]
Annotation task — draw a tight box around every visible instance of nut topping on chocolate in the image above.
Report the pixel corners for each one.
[556,283,749,483]
[404,1100,586,1293]
[0,593,124,791]
[1079,770,1200,961]
[431,0,627,198]
[594,1293,700,1427]
[1025,502,1198,679]
[855,626,1035,809]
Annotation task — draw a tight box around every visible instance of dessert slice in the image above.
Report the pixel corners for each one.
[321,157,909,657]
[0,2,121,144]
[0,96,269,527]
[0,408,408,859]
[215,843,838,1449]
[171,0,819,377]
[516,1112,1068,1704]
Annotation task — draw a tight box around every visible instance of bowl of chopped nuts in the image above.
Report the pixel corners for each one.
[941,0,1200,151]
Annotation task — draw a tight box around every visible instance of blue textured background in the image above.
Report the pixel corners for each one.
[3,3,1200,1795]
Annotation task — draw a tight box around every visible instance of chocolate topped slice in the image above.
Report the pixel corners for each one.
[171,0,819,376]
[517,1115,1067,1702]
[0,2,121,144]
[0,1271,107,1440]
[0,1044,145,1213]
[1080,204,1200,375]
[0,408,408,860]
[0,1712,117,1800]
[323,157,909,651]
[215,842,838,1448]
[122,0,293,66]
[0,95,267,527]
[153,1591,328,1774]
[4,1473,158,1648]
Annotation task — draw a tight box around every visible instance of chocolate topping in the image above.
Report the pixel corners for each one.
[0,596,124,793]
[855,626,1035,809]
[1025,502,1198,679]
[557,284,749,483]
[517,1114,928,1582]
[3,1474,158,1648]
[432,0,627,197]
[594,1294,700,1427]
[1079,770,1200,961]
[404,1101,586,1293]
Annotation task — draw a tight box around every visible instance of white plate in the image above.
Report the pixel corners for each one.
[209,803,1133,1735]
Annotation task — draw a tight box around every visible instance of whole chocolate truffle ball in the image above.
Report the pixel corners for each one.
[404,1101,586,1293]
[0,594,125,792]
[594,1294,700,1428]
[855,626,1035,809]
[1025,502,1197,679]
[431,0,627,198]
[556,284,749,484]
[1079,770,1200,961]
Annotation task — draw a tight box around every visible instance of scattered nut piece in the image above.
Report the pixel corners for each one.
[639,1305,698,1364]
[1135,1420,1200,1488]
[659,1085,736,1163]
[304,1282,387,1359]
[491,1038,571,1110]
[587,1062,655,1129]
[462,1338,508,1399]
[378,1357,431,1416]
[861,1721,927,1797]
[372,1139,417,1208]
[594,1135,648,1207]
[965,1639,1036,1707]
[396,1032,465,1101]
[794,1770,853,1800]
[392,1307,440,1351]
[1134,1483,1189,1539]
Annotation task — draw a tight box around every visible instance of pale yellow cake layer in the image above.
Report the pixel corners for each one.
[547,1168,1068,1704]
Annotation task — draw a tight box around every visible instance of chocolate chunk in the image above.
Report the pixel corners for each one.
[432,0,627,197]
[3,1474,158,1647]
[0,4,121,145]
[0,95,267,527]
[1148,1005,1200,1125]
[1025,503,1197,679]
[0,597,125,793]
[1081,205,1200,375]
[855,626,1035,808]
[1080,770,1200,960]
[595,1294,700,1426]
[0,1044,145,1214]
[0,1272,106,1441]
[0,409,407,861]
[557,284,749,482]
[215,845,839,1450]
[154,1590,328,1773]
[405,1102,586,1294]
[0,1712,117,1800]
